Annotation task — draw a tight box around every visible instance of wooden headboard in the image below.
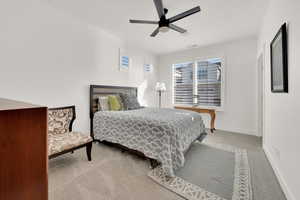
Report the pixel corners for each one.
[89,85,137,136]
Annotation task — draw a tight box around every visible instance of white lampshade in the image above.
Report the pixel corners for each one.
[155,82,166,92]
[155,82,160,91]
[160,83,166,91]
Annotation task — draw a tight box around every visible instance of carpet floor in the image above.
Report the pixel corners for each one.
[49,130,287,200]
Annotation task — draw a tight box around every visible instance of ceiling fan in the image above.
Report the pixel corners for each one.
[129,0,201,37]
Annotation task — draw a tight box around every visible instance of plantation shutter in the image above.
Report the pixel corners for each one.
[173,62,194,105]
[196,59,222,107]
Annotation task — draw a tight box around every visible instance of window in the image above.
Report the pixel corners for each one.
[173,62,194,105]
[120,56,130,68]
[173,58,224,109]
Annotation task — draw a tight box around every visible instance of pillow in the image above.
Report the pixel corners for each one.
[116,95,124,110]
[98,96,109,111]
[120,93,141,110]
[108,95,122,111]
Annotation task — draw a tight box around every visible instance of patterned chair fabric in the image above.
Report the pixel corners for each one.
[48,106,93,157]
[48,132,93,156]
[48,107,74,135]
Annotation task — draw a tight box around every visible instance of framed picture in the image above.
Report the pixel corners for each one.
[270,23,288,93]
[119,48,130,70]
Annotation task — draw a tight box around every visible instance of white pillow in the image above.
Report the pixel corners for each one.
[98,96,109,111]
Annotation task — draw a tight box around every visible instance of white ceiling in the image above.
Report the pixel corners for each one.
[48,0,269,55]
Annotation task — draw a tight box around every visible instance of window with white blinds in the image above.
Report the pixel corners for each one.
[173,62,194,105]
[197,59,222,107]
[173,58,223,108]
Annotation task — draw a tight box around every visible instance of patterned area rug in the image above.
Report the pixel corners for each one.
[148,142,252,200]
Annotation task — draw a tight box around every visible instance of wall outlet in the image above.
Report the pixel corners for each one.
[273,146,281,160]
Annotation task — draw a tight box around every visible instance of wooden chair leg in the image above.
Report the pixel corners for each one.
[86,142,92,161]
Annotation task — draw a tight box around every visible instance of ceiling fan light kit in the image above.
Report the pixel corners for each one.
[159,26,169,33]
[129,0,201,37]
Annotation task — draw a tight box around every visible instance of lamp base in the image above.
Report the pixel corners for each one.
[158,91,162,108]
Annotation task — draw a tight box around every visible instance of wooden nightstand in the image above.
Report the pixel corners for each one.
[174,106,216,133]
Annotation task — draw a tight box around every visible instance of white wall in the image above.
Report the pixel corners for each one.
[0,0,158,133]
[257,0,300,200]
[158,37,259,136]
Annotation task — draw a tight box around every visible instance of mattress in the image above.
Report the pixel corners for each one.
[93,107,206,177]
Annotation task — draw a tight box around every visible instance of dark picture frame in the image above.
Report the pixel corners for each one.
[270,23,288,93]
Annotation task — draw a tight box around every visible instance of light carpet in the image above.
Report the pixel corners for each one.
[49,130,286,200]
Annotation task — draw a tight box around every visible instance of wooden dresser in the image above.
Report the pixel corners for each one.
[0,98,48,200]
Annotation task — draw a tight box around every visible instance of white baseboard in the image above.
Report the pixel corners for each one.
[263,145,296,200]
[217,127,260,137]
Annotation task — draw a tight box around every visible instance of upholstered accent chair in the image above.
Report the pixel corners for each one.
[48,106,93,161]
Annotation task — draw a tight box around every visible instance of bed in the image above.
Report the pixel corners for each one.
[90,85,207,177]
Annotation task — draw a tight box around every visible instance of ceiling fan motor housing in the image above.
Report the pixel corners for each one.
[159,16,169,28]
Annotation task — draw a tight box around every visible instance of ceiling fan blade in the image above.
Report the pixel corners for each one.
[169,24,187,33]
[129,20,158,24]
[150,27,160,37]
[169,6,201,23]
[153,0,164,18]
